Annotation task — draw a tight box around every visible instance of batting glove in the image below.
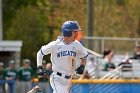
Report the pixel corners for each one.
[76,64,85,75]
[37,66,44,76]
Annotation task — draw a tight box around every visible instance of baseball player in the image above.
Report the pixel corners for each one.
[37,21,88,93]
[3,60,18,93]
[18,59,34,93]
[0,62,5,93]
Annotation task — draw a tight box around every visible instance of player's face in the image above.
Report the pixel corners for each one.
[24,63,30,67]
[71,31,78,40]
[42,64,46,69]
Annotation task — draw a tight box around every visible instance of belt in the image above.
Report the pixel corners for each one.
[56,72,71,79]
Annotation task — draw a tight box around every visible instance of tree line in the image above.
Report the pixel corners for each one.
[3,0,140,67]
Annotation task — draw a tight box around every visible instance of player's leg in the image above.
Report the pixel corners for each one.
[50,74,69,93]
[15,80,20,93]
[38,83,44,92]
[25,81,32,92]
[19,81,25,93]
[45,82,50,93]
[38,82,49,93]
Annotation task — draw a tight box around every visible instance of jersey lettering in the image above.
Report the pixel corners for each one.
[22,71,31,75]
[7,72,16,76]
[57,51,76,57]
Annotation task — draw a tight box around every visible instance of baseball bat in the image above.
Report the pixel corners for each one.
[67,59,75,92]
[66,73,81,91]
[66,74,74,91]
[84,47,103,57]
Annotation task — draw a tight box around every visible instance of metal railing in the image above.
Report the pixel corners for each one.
[85,47,140,79]
[83,36,140,54]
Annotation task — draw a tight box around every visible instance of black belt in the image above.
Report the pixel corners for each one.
[56,72,71,79]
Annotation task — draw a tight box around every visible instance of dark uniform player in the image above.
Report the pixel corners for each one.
[0,62,5,93]
[3,60,18,93]
[18,59,34,93]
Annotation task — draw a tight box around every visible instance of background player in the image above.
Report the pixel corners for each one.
[3,60,18,93]
[18,59,34,93]
[37,21,88,93]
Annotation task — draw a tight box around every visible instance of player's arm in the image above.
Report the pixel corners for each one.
[37,41,55,76]
[37,50,44,76]
[37,50,44,67]
[76,42,88,75]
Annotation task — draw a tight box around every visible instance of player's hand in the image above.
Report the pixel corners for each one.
[37,66,44,76]
[27,86,42,93]
[76,64,85,75]
[43,70,50,75]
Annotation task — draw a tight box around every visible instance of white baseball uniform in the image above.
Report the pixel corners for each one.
[37,36,88,93]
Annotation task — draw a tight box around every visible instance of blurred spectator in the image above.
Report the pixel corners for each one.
[86,57,97,73]
[38,60,51,93]
[3,60,18,93]
[103,47,111,58]
[118,58,132,72]
[0,62,5,93]
[18,59,34,93]
[46,63,53,74]
[79,71,90,79]
[3,60,18,80]
[131,45,140,59]
[102,50,116,71]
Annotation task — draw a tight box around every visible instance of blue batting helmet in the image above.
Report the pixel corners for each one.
[62,21,81,37]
